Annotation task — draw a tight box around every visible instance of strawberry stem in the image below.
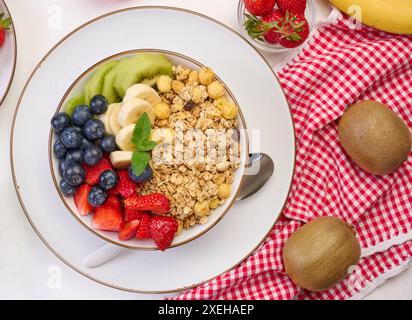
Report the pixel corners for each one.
[0,12,12,30]
[275,10,305,42]
[244,13,279,40]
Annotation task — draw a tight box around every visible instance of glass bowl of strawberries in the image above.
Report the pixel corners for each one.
[238,0,316,53]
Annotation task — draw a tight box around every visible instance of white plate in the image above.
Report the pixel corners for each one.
[11,6,295,293]
[0,0,16,105]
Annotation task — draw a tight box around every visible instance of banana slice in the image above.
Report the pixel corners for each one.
[98,103,118,135]
[109,103,123,135]
[117,98,155,127]
[110,151,133,169]
[115,124,136,151]
[123,83,162,106]
[151,128,175,144]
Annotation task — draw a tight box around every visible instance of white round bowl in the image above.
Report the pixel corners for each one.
[49,50,249,251]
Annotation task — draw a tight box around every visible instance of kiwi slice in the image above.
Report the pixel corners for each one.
[84,60,119,104]
[113,53,172,98]
[102,66,122,104]
[65,94,85,115]
[141,75,160,87]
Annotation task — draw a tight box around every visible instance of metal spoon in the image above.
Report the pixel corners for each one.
[83,153,274,268]
[237,153,274,200]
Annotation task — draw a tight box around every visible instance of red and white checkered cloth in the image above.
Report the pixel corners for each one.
[173,14,412,300]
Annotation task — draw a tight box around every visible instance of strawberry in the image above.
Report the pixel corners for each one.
[277,0,306,15]
[0,13,12,47]
[150,216,178,251]
[263,10,285,43]
[244,0,276,16]
[83,158,112,185]
[124,193,171,215]
[114,170,137,198]
[118,220,140,241]
[277,13,309,48]
[124,208,145,222]
[244,10,284,44]
[74,184,93,216]
[92,205,124,232]
[136,213,152,239]
[105,196,122,212]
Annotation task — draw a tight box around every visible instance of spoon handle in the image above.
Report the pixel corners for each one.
[82,244,126,268]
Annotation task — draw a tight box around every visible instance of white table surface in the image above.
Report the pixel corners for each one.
[0,0,410,300]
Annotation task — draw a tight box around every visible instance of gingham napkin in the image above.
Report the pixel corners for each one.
[172,14,412,300]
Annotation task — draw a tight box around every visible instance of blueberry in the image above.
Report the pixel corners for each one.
[99,170,118,191]
[83,119,105,141]
[63,163,85,186]
[58,159,69,177]
[90,95,108,115]
[66,149,84,164]
[61,127,83,149]
[99,135,118,153]
[84,145,103,166]
[53,139,67,159]
[72,126,84,135]
[51,112,71,133]
[80,137,95,151]
[88,186,107,207]
[128,165,153,183]
[59,179,77,197]
[72,105,92,127]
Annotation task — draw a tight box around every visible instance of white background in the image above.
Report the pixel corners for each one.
[0,0,411,300]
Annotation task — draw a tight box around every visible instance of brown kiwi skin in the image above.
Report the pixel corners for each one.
[283,217,361,292]
[338,100,411,175]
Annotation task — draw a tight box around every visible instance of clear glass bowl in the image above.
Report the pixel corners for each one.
[237,0,316,53]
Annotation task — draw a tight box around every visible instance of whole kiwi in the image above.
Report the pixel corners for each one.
[283,216,361,292]
[338,100,411,175]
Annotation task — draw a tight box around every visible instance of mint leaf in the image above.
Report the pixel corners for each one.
[132,113,152,146]
[130,112,158,176]
[136,140,157,152]
[131,151,150,176]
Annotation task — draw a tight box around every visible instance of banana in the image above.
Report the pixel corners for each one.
[123,83,162,106]
[329,0,412,34]
[98,103,118,135]
[110,151,134,169]
[151,128,175,144]
[109,103,123,135]
[115,124,136,151]
[117,98,156,127]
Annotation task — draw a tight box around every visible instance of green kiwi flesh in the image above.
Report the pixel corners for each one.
[65,93,85,115]
[113,53,172,98]
[102,66,122,104]
[84,60,119,104]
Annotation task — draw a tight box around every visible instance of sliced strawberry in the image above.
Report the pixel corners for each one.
[124,193,170,215]
[83,158,112,185]
[74,184,93,216]
[136,213,152,239]
[108,188,119,196]
[114,170,137,198]
[105,196,122,212]
[118,220,140,241]
[150,216,178,251]
[92,206,124,232]
[124,208,145,222]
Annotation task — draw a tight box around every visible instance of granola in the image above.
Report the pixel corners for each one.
[137,64,241,231]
